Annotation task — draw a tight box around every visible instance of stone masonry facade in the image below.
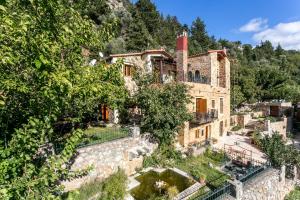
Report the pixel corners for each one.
[109,31,231,147]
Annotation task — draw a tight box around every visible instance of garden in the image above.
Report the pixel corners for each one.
[64,147,230,200]
[77,126,130,147]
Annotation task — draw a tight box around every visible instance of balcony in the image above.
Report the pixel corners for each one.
[175,71,211,85]
[190,109,218,125]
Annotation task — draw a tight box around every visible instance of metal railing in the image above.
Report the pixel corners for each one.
[197,182,235,200]
[54,126,130,152]
[175,71,211,85]
[239,164,269,184]
[191,109,218,125]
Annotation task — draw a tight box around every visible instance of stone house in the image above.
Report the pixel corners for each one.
[107,32,231,147]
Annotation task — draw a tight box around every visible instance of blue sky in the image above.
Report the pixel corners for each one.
[132,0,300,49]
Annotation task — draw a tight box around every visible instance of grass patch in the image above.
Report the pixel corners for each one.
[78,126,129,147]
[175,150,229,189]
[285,186,300,200]
[66,169,127,200]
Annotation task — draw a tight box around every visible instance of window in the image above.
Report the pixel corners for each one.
[220,98,224,114]
[212,100,215,109]
[188,71,193,82]
[123,65,133,77]
[195,129,200,138]
[201,130,204,136]
[195,70,200,82]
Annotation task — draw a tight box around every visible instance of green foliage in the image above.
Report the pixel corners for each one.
[0,0,127,198]
[135,0,161,36]
[251,131,262,147]
[79,127,130,147]
[260,133,300,167]
[285,186,300,200]
[125,7,154,51]
[189,17,211,54]
[66,169,127,200]
[231,125,242,131]
[176,151,229,188]
[0,118,85,199]
[134,75,192,145]
[143,145,183,168]
[101,169,127,200]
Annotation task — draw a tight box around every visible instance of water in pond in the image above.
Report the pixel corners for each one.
[130,169,195,200]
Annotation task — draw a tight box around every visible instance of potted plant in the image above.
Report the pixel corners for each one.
[199,173,206,184]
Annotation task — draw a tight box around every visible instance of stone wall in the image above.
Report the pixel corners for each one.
[264,117,288,139]
[188,55,211,81]
[62,134,157,191]
[241,168,294,200]
[236,113,252,128]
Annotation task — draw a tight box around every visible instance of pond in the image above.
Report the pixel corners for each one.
[130,169,195,200]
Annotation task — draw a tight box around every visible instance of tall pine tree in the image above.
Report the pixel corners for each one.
[125,8,153,51]
[135,0,161,36]
[189,17,211,55]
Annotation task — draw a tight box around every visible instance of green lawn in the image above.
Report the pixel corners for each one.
[78,127,130,148]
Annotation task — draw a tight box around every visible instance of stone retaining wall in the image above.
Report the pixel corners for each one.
[62,134,157,191]
[241,168,294,200]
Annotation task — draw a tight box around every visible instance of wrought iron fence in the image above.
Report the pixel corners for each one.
[239,162,271,185]
[196,182,235,200]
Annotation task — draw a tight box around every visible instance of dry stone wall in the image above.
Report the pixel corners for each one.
[62,134,157,191]
[239,168,293,200]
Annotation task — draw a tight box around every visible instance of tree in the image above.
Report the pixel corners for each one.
[134,75,192,145]
[135,0,161,36]
[275,44,284,58]
[260,133,300,167]
[260,133,286,167]
[189,17,211,54]
[0,0,127,198]
[156,15,184,52]
[125,7,153,51]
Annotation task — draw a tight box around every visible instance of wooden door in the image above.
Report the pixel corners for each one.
[196,98,207,113]
[205,126,209,140]
[101,105,109,121]
[270,106,279,117]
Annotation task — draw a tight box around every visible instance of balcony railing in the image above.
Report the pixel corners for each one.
[191,109,218,125]
[177,71,211,85]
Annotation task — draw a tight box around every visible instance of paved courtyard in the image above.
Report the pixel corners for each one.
[213,134,267,163]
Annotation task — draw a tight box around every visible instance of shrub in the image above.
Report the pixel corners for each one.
[101,169,127,200]
[231,125,242,131]
[143,145,183,168]
[65,169,127,200]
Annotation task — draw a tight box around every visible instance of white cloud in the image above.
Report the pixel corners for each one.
[239,18,268,32]
[253,21,300,50]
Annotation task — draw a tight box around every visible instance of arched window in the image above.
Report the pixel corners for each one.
[188,71,193,82]
[195,70,200,82]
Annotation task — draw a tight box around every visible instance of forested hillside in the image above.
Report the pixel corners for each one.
[77,0,300,107]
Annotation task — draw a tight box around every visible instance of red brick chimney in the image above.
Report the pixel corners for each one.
[176,31,188,81]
